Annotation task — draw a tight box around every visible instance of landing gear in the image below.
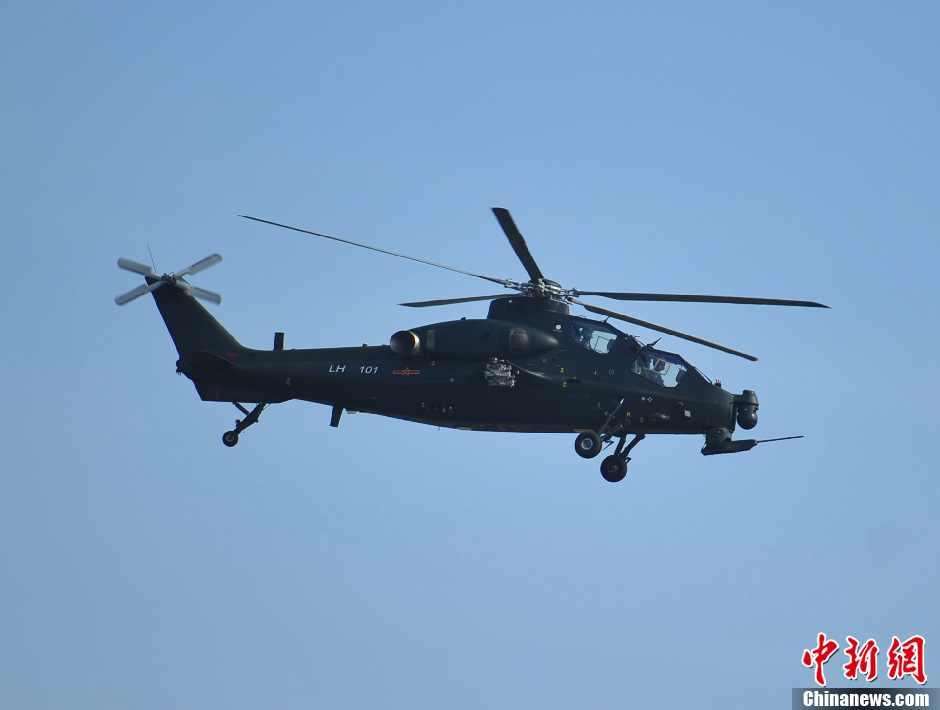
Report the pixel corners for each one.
[574,431,602,459]
[572,399,645,482]
[222,402,267,447]
[600,455,628,482]
[599,433,645,483]
[572,398,629,462]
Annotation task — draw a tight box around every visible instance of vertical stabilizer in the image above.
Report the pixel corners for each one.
[151,283,243,357]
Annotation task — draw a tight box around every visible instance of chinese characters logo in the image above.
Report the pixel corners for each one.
[801,634,927,686]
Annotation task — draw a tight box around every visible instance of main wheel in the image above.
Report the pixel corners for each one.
[222,430,239,447]
[574,431,603,459]
[600,455,628,483]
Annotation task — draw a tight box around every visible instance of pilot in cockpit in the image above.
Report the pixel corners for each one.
[635,355,668,385]
[648,358,667,385]
[571,324,594,349]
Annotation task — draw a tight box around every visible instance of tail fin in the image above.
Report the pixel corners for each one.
[151,281,244,358]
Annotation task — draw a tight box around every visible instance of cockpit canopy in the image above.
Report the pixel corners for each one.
[568,317,618,354]
[631,350,689,388]
[566,316,695,388]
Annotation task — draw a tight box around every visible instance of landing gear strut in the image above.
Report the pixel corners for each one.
[573,397,630,460]
[572,398,644,482]
[600,433,645,483]
[222,402,267,447]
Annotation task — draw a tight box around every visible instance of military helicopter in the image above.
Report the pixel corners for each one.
[115,208,827,482]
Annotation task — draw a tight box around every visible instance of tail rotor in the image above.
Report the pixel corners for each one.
[115,254,223,306]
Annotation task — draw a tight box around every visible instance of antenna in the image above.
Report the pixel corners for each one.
[147,244,157,272]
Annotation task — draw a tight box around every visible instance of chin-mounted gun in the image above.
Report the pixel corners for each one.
[701,427,804,456]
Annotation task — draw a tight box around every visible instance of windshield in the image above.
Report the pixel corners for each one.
[631,350,688,388]
[568,317,618,355]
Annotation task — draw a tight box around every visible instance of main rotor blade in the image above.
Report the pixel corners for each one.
[117,257,156,277]
[400,294,507,308]
[573,299,758,361]
[115,281,161,305]
[177,253,222,277]
[574,290,829,308]
[241,215,511,287]
[491,208,545,283]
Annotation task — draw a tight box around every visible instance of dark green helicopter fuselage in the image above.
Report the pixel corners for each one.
[155,283,750,443]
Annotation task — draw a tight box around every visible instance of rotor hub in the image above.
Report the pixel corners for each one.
[115,254,222,306]
[521,279,569,301]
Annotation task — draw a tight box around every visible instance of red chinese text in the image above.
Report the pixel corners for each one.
[803,633,840,687]
[844,637,879,682]
[887,635,927,685]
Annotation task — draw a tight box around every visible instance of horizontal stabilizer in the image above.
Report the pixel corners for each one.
[191,380,287,404]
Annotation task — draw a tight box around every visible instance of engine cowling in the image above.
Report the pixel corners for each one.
[390,330,421,356]
[390,319,558,359]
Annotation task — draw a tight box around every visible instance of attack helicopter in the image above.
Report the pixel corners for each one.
[115,208,827,482]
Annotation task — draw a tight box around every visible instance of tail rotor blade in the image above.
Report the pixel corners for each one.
[175,280,222,305]
[115,281,161,305]
[187,285,222,305]
[116,253,223,306]
[117,257,156,277]
[177,253,222,277]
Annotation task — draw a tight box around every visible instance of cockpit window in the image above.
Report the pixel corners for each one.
[569,318,618,355]
[631,350,688,388]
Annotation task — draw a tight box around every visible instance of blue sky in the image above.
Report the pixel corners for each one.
[2,2,938,707]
